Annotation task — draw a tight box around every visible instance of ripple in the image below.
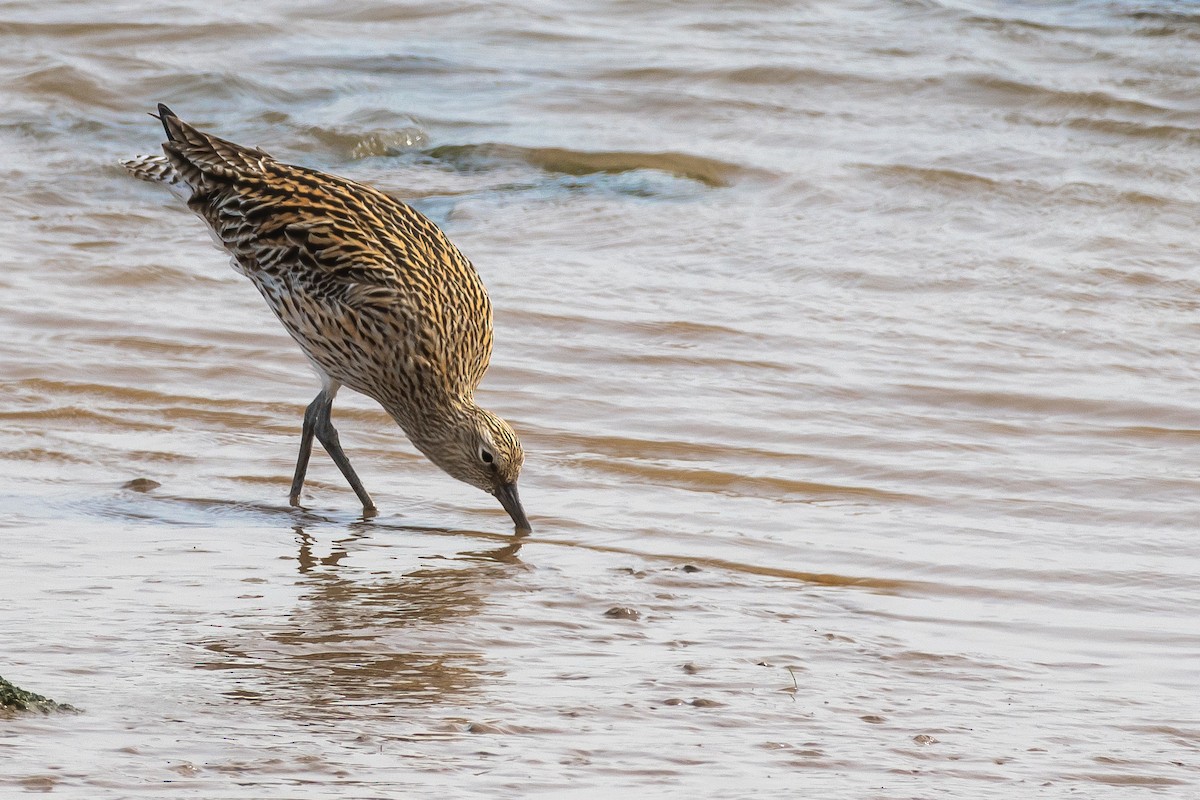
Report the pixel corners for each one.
[423,143,764,188]
[962,74,1173,115]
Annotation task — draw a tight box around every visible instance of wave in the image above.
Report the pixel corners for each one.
[422,143,761,188]
[960,74,1173,117]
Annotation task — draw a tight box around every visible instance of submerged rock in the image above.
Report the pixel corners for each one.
[0,675,78,714]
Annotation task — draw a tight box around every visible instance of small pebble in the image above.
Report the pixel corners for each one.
[690,698,723,708]
[604,606,640,621]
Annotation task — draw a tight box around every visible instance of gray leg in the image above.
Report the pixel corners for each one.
[288,395,321,507]
[289,390,377,515]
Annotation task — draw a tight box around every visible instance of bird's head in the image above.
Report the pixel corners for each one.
[423,404,529,532]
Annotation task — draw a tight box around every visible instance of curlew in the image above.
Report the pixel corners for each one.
[122,105,530,532]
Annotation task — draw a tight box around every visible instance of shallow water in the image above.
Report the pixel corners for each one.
[2,1,1199,796]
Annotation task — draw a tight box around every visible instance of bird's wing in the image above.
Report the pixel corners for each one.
[146,105,494,396]
[156,103,272,193]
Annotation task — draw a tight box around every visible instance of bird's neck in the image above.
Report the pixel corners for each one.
[384,395,476,463]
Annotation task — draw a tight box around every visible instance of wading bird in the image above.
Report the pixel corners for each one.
[123,105,530,532]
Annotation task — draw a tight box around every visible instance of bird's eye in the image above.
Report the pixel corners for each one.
[479,448,495,464]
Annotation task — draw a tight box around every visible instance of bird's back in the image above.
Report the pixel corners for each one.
[128,109,494,415]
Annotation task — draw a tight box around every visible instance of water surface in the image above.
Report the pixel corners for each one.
[2,1,1199,797]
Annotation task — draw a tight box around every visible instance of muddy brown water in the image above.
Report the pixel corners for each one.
[2,1,1199,797]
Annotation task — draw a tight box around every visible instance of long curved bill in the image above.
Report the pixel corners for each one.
[495,482,532,533]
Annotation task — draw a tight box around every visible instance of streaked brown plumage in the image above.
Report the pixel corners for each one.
[122,104,530,531]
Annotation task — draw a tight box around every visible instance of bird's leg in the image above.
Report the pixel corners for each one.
[290,391,378,515]
[312,393,378,515]
[288,394,322,507]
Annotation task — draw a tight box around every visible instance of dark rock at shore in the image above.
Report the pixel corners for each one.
[0,675,78,714]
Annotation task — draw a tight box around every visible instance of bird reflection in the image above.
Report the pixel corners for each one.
[455,535,526,565]
[195,521,525,719]
[295,525,351,572]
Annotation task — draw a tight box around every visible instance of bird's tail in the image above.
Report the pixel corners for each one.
[120,153,191,200]
[121,153,178,184]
